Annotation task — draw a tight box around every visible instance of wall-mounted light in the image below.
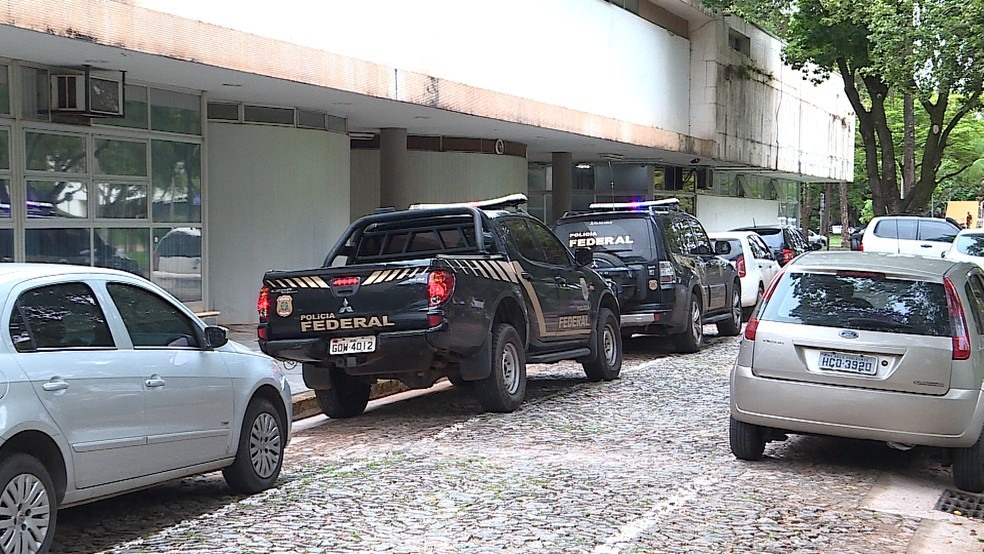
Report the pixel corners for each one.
[576,163,592,170]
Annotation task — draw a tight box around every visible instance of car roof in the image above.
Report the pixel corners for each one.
[0,263,134,282]
[787,251,971,281]
[708,231,753,240]
[956,229,984,236]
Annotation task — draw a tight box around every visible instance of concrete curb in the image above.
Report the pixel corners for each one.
[291,380,410,421]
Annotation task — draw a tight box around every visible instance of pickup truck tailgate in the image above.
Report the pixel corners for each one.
[263,262,432,340]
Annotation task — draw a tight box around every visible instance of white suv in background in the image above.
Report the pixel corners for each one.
[861,215,959,258]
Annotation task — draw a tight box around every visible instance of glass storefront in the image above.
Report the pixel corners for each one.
[1,62,203,305]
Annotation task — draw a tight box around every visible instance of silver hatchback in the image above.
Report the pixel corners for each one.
[730,251,984,492]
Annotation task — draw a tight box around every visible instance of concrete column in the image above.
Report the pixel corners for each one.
[551,152,573,223]
[380,128,408,209]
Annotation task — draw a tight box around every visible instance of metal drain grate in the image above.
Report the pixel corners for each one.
[935,489,984,520]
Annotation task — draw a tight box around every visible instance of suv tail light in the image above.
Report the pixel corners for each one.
[659,261,676,284]
[744,270,784,341]
[944,276,971,360]
[257,286,270,321]
[735,255,746,278]
[428,270,455,327]
[781,248,795,265]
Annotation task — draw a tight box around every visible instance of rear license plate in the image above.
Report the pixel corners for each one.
[329,336,376,355]
[818,351,877,375]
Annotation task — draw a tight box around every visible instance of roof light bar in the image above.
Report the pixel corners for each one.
[409,193,528,211]
[588,197,681,211]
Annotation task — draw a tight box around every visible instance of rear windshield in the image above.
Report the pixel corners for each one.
[761,271,950,336]
[954,234,984,256]
[554,218,654,260]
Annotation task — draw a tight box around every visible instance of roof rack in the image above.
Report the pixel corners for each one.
[587,197,680,212]
[408,193,528,211]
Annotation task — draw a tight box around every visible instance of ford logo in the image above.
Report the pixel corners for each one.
[839,330,859,339]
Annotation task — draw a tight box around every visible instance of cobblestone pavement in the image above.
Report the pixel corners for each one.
[52,329,984,553]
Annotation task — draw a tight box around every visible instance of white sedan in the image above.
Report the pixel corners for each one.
[0,264,291,554]
[709,231,781,320]
[943,228,984,269]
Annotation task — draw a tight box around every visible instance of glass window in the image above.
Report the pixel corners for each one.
[25,132,86,173]
[498,218,545,263]
[152,227,201,302]
[0,128,9,170]
[0,64,9,115]
[95,139,147,177]
[0,228,12,260]
[207,102,239,121]
[97,84,149,130]
[554,217,654,259]
[10,282,114,351]
[297,109,325,129]
[918,220,959,243]
[244,105,294,125]
[715,238,743,262]
[20,67,49,121]
[955,233,984,256]
[0,179,10,218]
[26,228,92,265]
[528,219,571,266]
[107,282,200,348]
[95,227,147,277]
[150,89,201,135]
[27,180,86,219]
[964,275,984,335]
[874,219,917,240]
[96,183,148,219]
[762,272,950,336]
[152,140,201,223]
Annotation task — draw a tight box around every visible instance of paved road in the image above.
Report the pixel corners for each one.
[52,329,984,553]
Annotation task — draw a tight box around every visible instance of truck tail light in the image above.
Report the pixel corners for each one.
[781,248,795,265]
[428,270,455,328]
[659,261,675,284]
[735,255,746,278]
[744,270,784,341]
[257,286,270,321]
[944,276,971,360]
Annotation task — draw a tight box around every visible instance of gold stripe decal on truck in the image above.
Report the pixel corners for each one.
[363,267,425,286]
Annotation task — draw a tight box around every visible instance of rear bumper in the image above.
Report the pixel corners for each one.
[730,363,984,448]
[619,285,687,331]
[260,328,444,374]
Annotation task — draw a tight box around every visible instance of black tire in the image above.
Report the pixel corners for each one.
[729,417,766,461]
[742,284,763,322]
[0,453,56,554]
[716,281,742,336]
[474,324,527,413]
[315,369,371,418]
[672,294,703,353]
[223,397,286,494]
[953,430,984,493]
[583,307,622,382]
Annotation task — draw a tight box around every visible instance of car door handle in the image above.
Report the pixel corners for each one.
[521,272,533,281]
[554,275,566,283]
[42,379,68,392]
[145,376,166,388]
[920,244,932,248]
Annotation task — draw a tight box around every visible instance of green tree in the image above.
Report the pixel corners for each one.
[703,0,984,216]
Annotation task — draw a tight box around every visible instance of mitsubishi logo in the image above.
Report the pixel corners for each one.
[338,298,354,314]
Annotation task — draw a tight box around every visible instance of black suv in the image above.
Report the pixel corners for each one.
[729,225,813,266]
[553,198,742,353]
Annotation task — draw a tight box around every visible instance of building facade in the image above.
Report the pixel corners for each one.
[0,0,853,322]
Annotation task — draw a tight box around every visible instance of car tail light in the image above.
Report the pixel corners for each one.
[944,276,971,360]
[744,269,785,341]
[257,286,270,321]
[781,248,795,265]
[735,255,746,278]
[659,261,676,284]
[859,242,864,252]
[428,270,455,327]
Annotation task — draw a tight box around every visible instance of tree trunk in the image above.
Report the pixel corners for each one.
[839,181,850,242]
[903,91,915,201]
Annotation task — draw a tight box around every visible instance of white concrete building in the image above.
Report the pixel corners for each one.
[0,0,853,322]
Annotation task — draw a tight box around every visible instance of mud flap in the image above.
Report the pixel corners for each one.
[459,334,493,381]
[302,362,333,389]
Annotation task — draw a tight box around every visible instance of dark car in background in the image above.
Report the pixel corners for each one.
[730,225,812,266]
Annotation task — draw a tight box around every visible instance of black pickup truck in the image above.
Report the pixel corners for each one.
[257,195,622,417]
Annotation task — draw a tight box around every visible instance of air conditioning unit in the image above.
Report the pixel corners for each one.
[50,68,124,117]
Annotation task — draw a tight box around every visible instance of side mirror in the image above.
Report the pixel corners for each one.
[696,244,712,256]
[574,247,593,267]
[714,241,731,255]
[203,325,229,349]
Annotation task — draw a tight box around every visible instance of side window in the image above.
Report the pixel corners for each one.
[527,219,572,266]
[9,282,114,352]
[966,274,984,334]
[107,283,200,348]
[688,219,711,253]
[749,235,770,259]
[874,219,916,240]
[498,218,546,263]
[919,221,959,243]
[664,216,697,254]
